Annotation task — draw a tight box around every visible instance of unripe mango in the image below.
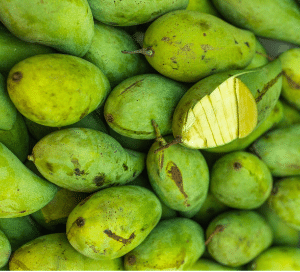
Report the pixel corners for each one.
[7,54,111,127]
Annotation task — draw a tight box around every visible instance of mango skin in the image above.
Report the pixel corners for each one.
[0,0,94,56]
[66,185,162,260]
[267,176,300,231]
[83,21,151,88]
[124,218,205,270]
[87,0,189,26]
[184,258,236,271]
[248,246,300,271]
[274,99,300,129]
[31,128,145,192]
[143,10,256,82]
[7,54,111,127]
[9,233,124,271]
[244,38,269,70]
[210,151,273,209]
[206,210,273,267]
[0,142,58,218]
[186,0,220,17]
[104,74,187,139]
[0,230,11,268]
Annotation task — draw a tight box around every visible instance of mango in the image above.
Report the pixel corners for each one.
[267,176,300,230]
[66,185,162,260]
[210,151,273,209]
[0,0,94,56]
[0,230,10,269]
[184,258,237,271]
[248,246,300,270]
[83,21,151,88]
[206,210,273,267]
[7,54,111,127]
[140,10,256,82]
[124,218,205,270]
[274,99,300,129]
[104,74,187,139]
[250,124,300,176]
[9,233,124,271]
[0,142,58,218]
[212,0,300,46]
[87,0,189,26]
[186,0,221,17]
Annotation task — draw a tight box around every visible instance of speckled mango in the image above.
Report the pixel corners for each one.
[0,0,94,56]
[142,10,256,82]
[104,74,187,140]
[7,54,111,127]
[66,185,162,260]
[9,233,124,271]
[29,128,145,192]
[0,230,10,269]
[267,176,300,231]
[87,0,188,26]
[206,210,273,267]
[124,218,205,270]
[0,142,57,218]
[250,124,300,177]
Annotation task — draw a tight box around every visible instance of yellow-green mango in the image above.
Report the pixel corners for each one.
[250,124,300,177]
[206,210,273,267]
[274,99,300,129]
[0,230,10,269]
[9,233,124,271]
[0,112,29,162]
[267,176,300,231]
[0,216,42,252]
[0,0,94,56]
[142,10,256,82]
[29,128,145,192]
[0,72,16,131]
[7,54,111,127]
[211,0,300,46]
[66,185,162,260]
[248,246,300,270]
[104,74,187,140]
[257,202,300,247]
[0,25,55,75]
[87,0,188,26]
[279,48,300,110]
[124,218,205,270]
[83,21,151,88]
[186,0,220,17]
[184,258,237,271]
[0,142,58,218]
[210,151,273,209]
[244,38,269,70]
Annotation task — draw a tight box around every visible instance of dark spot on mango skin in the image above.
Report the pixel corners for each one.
[94,173,105,186]
[119,79,144,96]
[19,210,26,213]
[123,163,128,171]
[126,255,137,265]
[105,113,114,123]
[74,168,85,176]
[12,71,23,82]
[80,106,89,120]
[75,217,85,227]
[46,162,54,172]
[233,162,242,170]
[244,42,250,47]
[103,229,135,245]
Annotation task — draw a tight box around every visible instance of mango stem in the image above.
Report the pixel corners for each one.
[151,119,167,146]
[205,224,226,246]
[122,47,154,57]
[27,155,34,162]
[154,136,182,154]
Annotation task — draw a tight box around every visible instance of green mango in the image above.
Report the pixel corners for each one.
[279,48,300,110]
[0,230,11,268]
[87,0,189,26]
[210,151,273,209]
[205,99,284,153]
[244,38,269,70]
[0,0,94,56]
[7,53,111,127]
[104,74,188,140]
[0,216,42,252]
[206,210,273,267]
[9,233,124,271]
[0,112,29,162]
[186,0,221,17]
[274,99,300,129]
[211,0,300,46]
[146,124,209,213]
[25,110,108,141]
[66,185,162,260]
[257,202,300,247]
[184,258,237,271]
[0,26,55,75]
[172,59,282,149]
[0,142,58,218]
[250,124,300,177]
[29,128,145,192]
[124,218,205,270]
[248,246,300,270]
[139,10,256,83]
[83,21,151,88]
[0,72,16,131]
[267,176,300,231]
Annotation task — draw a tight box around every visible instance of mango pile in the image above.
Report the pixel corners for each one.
[0,0,300,271]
